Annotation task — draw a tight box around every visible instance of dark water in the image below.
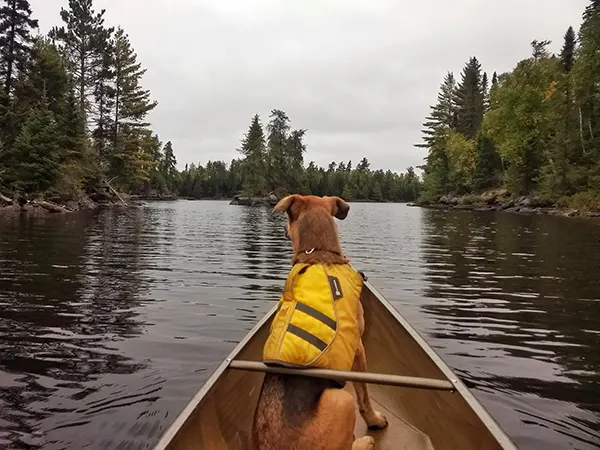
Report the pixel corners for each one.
[0,201,599,450]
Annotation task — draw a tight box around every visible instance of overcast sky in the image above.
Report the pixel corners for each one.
[31,0,587,173]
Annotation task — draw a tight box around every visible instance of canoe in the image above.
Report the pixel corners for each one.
[152,279,518,450]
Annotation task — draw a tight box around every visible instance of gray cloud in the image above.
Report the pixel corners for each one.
[31,0,587,173]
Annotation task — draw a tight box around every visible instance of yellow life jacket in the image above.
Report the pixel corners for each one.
[263,263,364,372]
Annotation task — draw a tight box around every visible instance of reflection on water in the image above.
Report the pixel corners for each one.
[0,202,598,449]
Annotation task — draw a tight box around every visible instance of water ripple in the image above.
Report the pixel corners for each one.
[0,202,599,449]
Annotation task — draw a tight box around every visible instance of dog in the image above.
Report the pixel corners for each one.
[250,194,388,450]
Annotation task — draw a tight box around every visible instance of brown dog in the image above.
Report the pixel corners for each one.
[250,194,388,450]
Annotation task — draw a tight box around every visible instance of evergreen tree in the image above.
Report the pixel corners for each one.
[92,35,115,156]
[473,133,502,189]
[416,72,456,148]
[482,72,490,112]
[3,97,62,194]
[560,26,577,73]
[49,0,114,124]
[0,0,38,145]
[286,128,306,192]
[491,72,498,88]
[531,39,552,60]
[110,27,157,187]
[160,140,177,190]
[238,113,266,195]
[266,109,290,193]
[454,57,485,140]
[0,0,38,97]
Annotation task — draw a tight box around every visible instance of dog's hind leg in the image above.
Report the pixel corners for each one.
[298,388,375,450]
[351,340,388,429]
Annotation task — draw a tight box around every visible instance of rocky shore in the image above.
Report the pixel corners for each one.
[0,185,142,217]
[229,193,279,206]
[413,190,600,219]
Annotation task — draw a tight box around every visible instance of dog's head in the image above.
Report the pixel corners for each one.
[273,194,350,264]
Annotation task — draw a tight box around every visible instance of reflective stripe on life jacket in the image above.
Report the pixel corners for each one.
[263,263,363,372]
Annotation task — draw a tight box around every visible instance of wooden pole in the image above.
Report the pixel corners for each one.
[228,360,456,392]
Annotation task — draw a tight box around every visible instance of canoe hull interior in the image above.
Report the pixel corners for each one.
[153,282,516,450]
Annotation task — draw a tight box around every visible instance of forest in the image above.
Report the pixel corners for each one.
[179,111,422,202]
[0,0,421,207]
[417,1,600,211]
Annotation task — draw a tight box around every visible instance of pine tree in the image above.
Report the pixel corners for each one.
[0,0,38,145]
[531,39,552,60]
[160,140,177,189]
[266,109,290,193]
[93,35,115,156]
[28,39,88,188]
[416,72,456,148]
[110,27,157,188]
[453,57,485,140]
[238,113,266,195]
[4,96,62,194]
[482,72,490,112]
[49,0,114,124]
[0,0,38,97]
[561,26,577,73]
[286,128,306,192]
[491,72,498,88]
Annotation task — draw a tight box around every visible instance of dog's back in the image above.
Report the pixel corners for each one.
[250,374,342,450]
[250,195,384,450]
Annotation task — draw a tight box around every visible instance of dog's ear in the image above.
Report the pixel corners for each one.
[326,196,350,220]
[273,194,302,220]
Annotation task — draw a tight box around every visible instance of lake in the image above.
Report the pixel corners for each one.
[0,201,599,449]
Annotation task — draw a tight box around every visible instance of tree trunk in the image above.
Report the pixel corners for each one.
[4,0,17,96]
[32,200,70,213]
[579,106,586,154]
[104,179,128,206]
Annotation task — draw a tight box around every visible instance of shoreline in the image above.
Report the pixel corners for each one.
[0,191,143,218]
[413,191,600,219]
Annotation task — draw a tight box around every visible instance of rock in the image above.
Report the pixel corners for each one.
[66,200,79,211]
[230,193,280,206]
[518,196,532,207]
[519,207,536,214]
[481,191,498,204]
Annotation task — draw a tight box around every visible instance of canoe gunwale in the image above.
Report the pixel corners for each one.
[362,280,518,450]
[151,280,518,450]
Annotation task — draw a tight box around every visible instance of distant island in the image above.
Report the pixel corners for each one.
[414,1,600,217]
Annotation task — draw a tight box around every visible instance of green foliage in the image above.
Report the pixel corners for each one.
[484,56,563,194]
[454,57,485,139]
[0,0,39,146]
[418,3,600,208]
[49,0,114,122]
[238,114,266,195]
[195,111,421,202]
[3,99,62,194]
[0,0,38,97]
[417,72,456,149]
[0,0,171,200]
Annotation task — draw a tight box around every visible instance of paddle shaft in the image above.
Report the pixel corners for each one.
[228,360,456,391]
